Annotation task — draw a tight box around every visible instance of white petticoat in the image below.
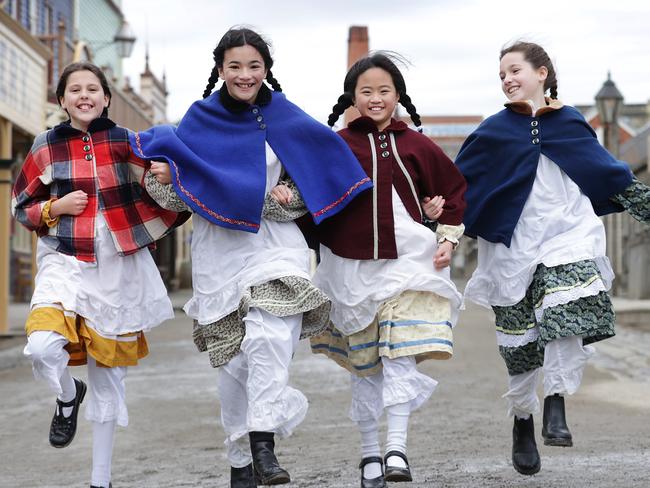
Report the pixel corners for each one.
[183,145,313,325]
[30,213,173,335]
[464,154,614,308]
[314,187,463,336]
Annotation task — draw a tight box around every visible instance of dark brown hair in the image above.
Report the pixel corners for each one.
[55,62,112,116]
[500,41,558,99]
[202,27,282,98]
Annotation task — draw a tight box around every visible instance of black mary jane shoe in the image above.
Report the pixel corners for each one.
[359,456,386,488]
[50,377,87,448]
[90,483,112,488]
[231,463,257,488]
[249,432,290,485]
[512,415,541,475]
[383,450,412,482]
[542,394,573,447]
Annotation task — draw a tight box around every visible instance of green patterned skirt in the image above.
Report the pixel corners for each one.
[193,276,331,368]
[492,259,614,375]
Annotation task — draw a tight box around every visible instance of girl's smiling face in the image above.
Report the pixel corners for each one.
[499,51,548,107]
[218,44,268,104]
[353,67,399,131]
[58,70,109,132]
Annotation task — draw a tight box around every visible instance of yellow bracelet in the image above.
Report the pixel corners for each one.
[41,199,60,228]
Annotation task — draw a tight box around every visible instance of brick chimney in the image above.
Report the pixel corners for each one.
[344,26,369,126]
[348,26,368,68]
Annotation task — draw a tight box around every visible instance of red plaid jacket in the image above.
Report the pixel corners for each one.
[11,118,189,262]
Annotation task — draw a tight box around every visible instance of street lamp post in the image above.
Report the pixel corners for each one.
[595,71,624,158]
[74,19,137,63]
[112,20,137,58]
[595,72,625,294]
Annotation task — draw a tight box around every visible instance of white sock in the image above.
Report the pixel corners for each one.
[57,370,76,418]
[385,402,410,468]
[358,418,382,479]
[91,420,116,488]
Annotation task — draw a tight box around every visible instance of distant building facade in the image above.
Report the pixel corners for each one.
[578,81,650,298]
[2,0,187,327]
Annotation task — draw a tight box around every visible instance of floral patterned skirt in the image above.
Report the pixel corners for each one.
[193,276,330,368]
[492,259,614,375]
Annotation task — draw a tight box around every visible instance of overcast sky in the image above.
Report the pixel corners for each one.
[121,0,650,125]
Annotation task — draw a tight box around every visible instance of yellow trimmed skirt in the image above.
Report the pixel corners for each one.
[25,305,149,368]
[310,290,453,376]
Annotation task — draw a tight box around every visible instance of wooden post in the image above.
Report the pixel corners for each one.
[0,118,13,334]
[57,20,66,74]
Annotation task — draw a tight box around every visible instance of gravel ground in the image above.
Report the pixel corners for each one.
[1,302,649,487]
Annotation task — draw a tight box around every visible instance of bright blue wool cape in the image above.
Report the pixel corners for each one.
[455,105,633,247]
[130,88,371,232]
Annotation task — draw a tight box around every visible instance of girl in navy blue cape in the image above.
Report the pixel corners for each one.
[455,41,650,476]
[133,28,371,487]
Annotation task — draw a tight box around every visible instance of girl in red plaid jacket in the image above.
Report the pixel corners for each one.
[11,62,187,488]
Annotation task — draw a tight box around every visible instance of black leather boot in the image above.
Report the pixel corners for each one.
[512,415,541,475]
[542,394,573,447]
[231,463,257,488]
[358,456,386,488]
[249,432,290,485]
[50,378,87,448]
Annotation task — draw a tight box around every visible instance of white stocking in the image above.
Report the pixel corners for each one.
[358,418,382,479]
[385,402,410,468]
[91,420,116,488]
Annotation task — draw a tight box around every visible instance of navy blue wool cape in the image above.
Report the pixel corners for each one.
[130,88,372,232]
[455,105,633,247]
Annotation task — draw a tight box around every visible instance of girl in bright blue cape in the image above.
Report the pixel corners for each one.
[130,80,371,233]
[133,28,373,487]
[455,41,650,478]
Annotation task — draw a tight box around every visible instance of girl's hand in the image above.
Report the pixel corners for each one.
[422,195,445,221]
[50,190,88,217]
[270,184,293,205]
[434,240,454,270]
[150,161,171,185]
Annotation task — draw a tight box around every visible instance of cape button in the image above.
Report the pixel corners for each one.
[531,128,539,136]
[532,138,540,145]
[379,142,388,149]
[259,123,266,130]
[83,145,91,151]
[531,120,539,127]
[378,133,387,141]
[82,135,90,142]
[85,154,93,161]
[381,150,390,158]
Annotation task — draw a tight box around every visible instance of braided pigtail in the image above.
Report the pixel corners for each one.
[399,92,422,130]
[327,93,354,127]
[202,64,220,99]
[266,70,282,92]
